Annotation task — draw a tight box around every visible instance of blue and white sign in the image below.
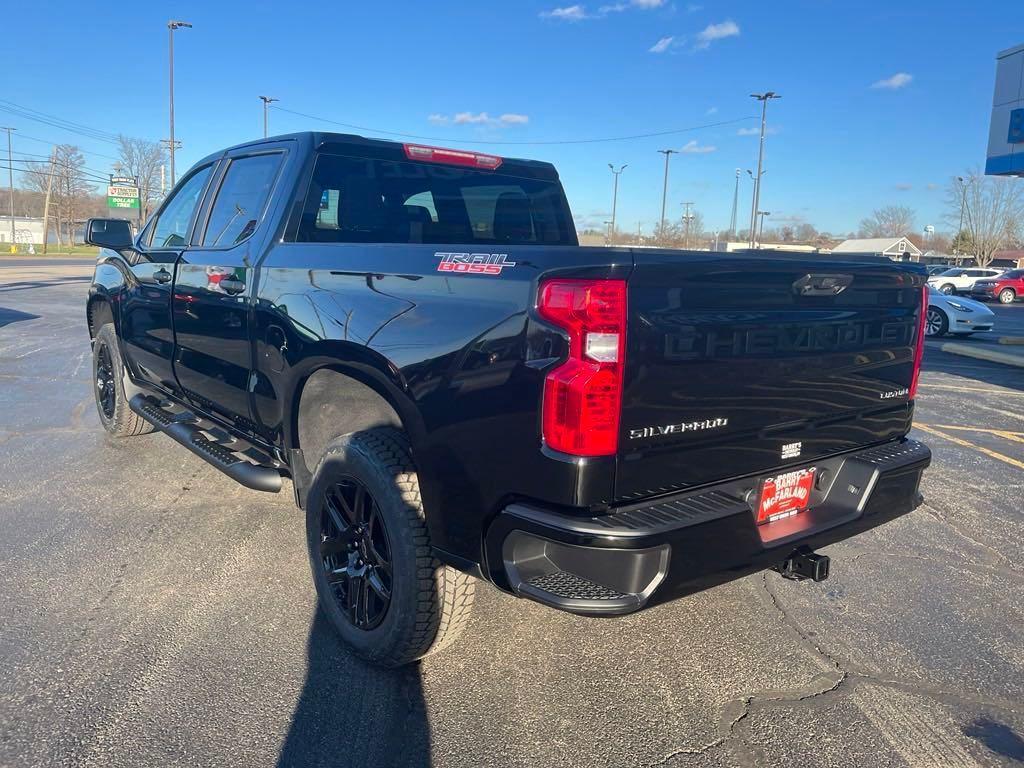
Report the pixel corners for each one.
[987,43,1024,176]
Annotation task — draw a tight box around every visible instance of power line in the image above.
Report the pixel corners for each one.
[0,99,120,144]
[270,104,757,146]
[14,132,122,163]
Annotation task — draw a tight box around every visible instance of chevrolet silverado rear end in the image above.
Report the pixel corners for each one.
[488,250,930,614]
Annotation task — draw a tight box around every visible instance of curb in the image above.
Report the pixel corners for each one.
[938,341,1024,368]
[997,336,1024,346]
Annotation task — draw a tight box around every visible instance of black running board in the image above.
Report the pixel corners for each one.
[129,395,283,493]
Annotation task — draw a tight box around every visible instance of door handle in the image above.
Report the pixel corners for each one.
[220,278,246,295]
[153,268,172,284]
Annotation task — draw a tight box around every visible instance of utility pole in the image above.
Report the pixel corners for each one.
[2,127,15,253]
[259,96,279,138]
[748,92,780,249]
[608,164,627,243]
[657,149,678,242]
[41,147,55,255]
[167,19,192,187]
[682,201,695,249]
[160,164,166,196]
[728,168,740,238]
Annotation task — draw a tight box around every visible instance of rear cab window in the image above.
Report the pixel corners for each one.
[292,147,576,246]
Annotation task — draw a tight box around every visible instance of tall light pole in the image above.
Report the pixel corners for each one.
[167,19,192,187]
[682,201,695,249]
[259,96,279,138]
[728,168,740,238]
[2,127,14,252]
[954,175,974,261]
[657,149,678,241]
[748,92,780,249]
[608,164,627,242]
[757,211,771,245]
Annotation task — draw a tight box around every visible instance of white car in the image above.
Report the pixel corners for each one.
[925,288,996,337]
[927,267,1005,295]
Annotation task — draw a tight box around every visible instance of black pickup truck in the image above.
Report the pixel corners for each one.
[86,132,931,667]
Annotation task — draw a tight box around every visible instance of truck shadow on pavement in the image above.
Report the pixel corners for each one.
[276,610,432,768]
[922,348,1024,393]
[0,307,40,328]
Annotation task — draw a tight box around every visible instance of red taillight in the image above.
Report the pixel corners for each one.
[538,279,627,456]
[909,284,928,400]
[403,143,503,170]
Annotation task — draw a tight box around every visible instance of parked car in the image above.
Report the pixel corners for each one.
[83,131,932,667]
[971,268,1024,304]
[925,264,955,276]
[927,267,1005,295]
[925,287,996,337]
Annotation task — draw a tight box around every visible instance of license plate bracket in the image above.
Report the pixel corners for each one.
[757,467,816,525]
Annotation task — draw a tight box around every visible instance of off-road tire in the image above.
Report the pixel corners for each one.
[306,427,475,667]
[92,324,154,438]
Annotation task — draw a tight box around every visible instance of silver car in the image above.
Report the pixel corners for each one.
[925,287,996,337]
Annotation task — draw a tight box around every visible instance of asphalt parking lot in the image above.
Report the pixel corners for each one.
[2,259,1023,768]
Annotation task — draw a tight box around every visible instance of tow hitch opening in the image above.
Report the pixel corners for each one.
[773,546,830,582]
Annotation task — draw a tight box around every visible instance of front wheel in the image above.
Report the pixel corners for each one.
[306,428,475,667]
[91,324,154,438]
[925,307,948,337]
[999,288,1016,304]
[939,283,956,295]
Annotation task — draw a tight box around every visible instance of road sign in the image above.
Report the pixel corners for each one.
[107,182,140,210]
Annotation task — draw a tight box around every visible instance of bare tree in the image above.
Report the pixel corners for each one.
[795,223,818,243]
[117,135,167,222]
[47,145,94,245]
[946,171,1024,267]
[858,205,916,238]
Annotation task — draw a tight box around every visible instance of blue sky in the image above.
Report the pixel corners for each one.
[3,1,1021,236]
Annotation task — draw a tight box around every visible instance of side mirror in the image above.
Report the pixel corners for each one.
[85,218,134,251]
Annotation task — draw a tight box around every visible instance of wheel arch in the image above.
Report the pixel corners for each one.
[86,288,116,339]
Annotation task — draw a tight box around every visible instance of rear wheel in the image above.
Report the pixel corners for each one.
[939,283,956,295]
[999,288,1016,304]
[92,324,154,437]
[925,307,948,337]
[306,428,475,667]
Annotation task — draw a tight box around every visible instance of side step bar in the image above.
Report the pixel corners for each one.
[129,395,283,493]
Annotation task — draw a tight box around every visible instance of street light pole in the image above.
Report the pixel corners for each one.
[757,211,771,244]
[682,201,695,249]
[2,127,14,252]
[729,168,740,238]
[259,96,279,138]
[657,149,678,241]
[608,164,627,243]
[167,19,192,187]
[748,92,780,249]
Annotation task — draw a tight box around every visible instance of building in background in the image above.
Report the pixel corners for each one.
[0,216,46,245]
[987,43,1024,176]
[831,237,922,261]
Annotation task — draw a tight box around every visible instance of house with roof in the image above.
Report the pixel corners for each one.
[831,237,922,261]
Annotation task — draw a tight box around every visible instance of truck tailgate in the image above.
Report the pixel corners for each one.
[617,251,925,501]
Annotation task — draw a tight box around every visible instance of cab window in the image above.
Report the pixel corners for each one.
[148,165,214,249]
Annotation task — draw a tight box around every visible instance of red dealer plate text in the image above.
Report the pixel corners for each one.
[757,468,816,525]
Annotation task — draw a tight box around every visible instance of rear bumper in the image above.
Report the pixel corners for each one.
[485,438,930,615]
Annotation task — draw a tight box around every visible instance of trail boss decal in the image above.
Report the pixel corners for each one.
[879,388,909,400]
[436,252,517,276]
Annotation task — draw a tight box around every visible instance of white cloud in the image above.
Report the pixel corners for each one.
[681,139,716,154]
[632,0,665,7]
[737,126,779,136]
[430,112,530,127]
[706,106,718,115]
[686,3,702,11]
[649,36,675,53]
[895,183,913,191]
[540,4,588,20]
[695,19,739,49]
[871,72,912,90]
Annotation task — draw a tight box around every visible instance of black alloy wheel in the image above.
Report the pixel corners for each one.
[319,478,393,631]
[95,341,116,419]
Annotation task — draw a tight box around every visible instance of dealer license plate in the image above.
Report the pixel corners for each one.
[757,467,816,524]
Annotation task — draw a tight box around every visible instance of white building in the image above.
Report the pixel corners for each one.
[831,237,922,260]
